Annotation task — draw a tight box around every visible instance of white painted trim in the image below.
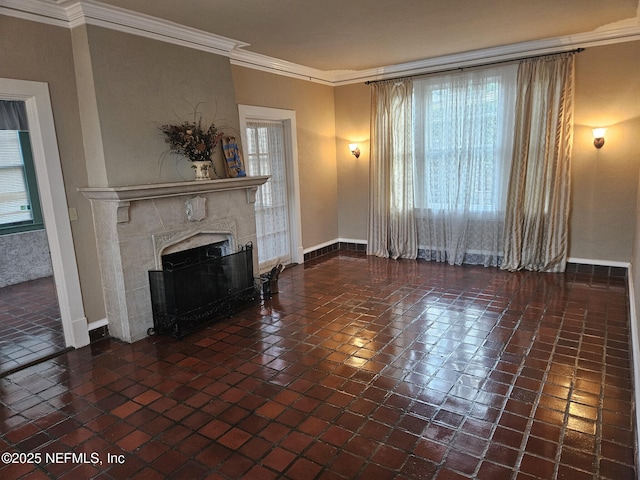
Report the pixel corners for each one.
[88,317,109,331]
[2,0,639,86]
[0,77,90,348]
[567,257,631,268]
[0,0,69,27]
[303,238,366,254]
[626,271,640,471]
[230,49,338,86]
[65,1,248,56]
[329,24,640,85]
[299,249,631,264]
[237,105,304,268]
[338,238,367,245]
[0,6,68,28]
[303,239,339,254]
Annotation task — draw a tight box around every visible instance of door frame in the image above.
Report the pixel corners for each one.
[238,105,304,268]
[0,77,90,348]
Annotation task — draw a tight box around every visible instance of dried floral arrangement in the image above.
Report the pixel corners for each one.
[159,118,224,163]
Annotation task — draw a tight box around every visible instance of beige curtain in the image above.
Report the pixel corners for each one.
[367,79,417,259]
[501,53,575,272]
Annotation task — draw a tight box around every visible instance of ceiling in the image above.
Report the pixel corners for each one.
[62,0,639,72]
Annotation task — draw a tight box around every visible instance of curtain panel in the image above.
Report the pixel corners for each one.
[501,53,575,272]
[0,100,28,130]
[367,53,575,270]
[367,79,417,259]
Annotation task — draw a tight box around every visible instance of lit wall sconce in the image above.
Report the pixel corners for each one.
[592,128,606,149]
[349,143,360,158]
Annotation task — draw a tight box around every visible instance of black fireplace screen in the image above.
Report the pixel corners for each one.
[148,242,257,338]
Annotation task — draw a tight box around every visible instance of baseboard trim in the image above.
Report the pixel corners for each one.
[303,238,367,254]
[337,238,367,245]
[88,318,109,331]
[302,239,367,262]
[302,239,339,254]
[627,271,640,471]
[300,248,630,269]
[567,257,631,268]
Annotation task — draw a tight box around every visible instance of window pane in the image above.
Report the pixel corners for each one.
[0,130,33,225]
[413,64,517,214]
[245,121,291,269]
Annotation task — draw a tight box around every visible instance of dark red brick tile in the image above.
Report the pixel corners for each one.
[285,457,323,480]
[240,436,273,460]
[372,444,406,469]
[218,427,252,450]
[263,446,297,472]
[0,256,634,480]
[281,431,314,454]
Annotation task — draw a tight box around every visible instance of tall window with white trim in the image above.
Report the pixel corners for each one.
[245,120,292,271]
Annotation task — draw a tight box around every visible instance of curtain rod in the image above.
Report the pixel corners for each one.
[364,48,585,85]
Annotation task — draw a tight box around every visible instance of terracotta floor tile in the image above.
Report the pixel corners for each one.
[217,427,252,450]
[0,253,636,479]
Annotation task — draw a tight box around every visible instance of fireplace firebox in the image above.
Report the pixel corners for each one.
[148,242,258,338]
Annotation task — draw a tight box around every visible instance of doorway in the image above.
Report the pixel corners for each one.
[0,78,89,357]
[0,103,66,374]
[238,105,303,272]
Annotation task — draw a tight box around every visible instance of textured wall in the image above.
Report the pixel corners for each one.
[231,66,339,250]
[82,25,241,187]
[0,231,53,288]
[571,41,640,262]
[334,83,370,242]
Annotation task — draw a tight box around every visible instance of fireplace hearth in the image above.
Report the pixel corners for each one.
[148,242,257,338]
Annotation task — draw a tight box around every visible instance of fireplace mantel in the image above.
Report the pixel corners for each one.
[80,176,269,224]
[79,176,270,202]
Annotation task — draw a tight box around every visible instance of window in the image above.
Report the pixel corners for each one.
[245,120,292,270]
[0,129,43,234]
[412,64,517,215]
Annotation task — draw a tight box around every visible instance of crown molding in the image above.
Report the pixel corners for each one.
[2,0,639,86]
[0,0,69,27]
[229,49,350,86]
[64,0,248,56]
[0,0,248,56]
[330,24,640,85]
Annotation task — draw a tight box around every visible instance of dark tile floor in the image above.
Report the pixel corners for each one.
[0,276,66,376]
[0,253,636,479]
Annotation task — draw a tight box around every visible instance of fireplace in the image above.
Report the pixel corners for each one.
[80,176,269,343]
[148,242,257,338]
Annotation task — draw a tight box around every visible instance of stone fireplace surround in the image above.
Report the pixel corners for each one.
[80,176,269,343]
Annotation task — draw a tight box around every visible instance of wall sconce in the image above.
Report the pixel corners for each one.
[349,143,360,158]
[592,128,606,149]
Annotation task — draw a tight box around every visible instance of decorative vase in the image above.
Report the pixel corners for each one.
[191,160,211,181]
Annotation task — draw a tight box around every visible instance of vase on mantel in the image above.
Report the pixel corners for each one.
[191,160,211,180]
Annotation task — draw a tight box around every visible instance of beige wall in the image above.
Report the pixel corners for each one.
[0,16,105,321]
[81,25,241,187]
[334,83,370,241]
[231,66,339,250]
[572,41,640,262]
